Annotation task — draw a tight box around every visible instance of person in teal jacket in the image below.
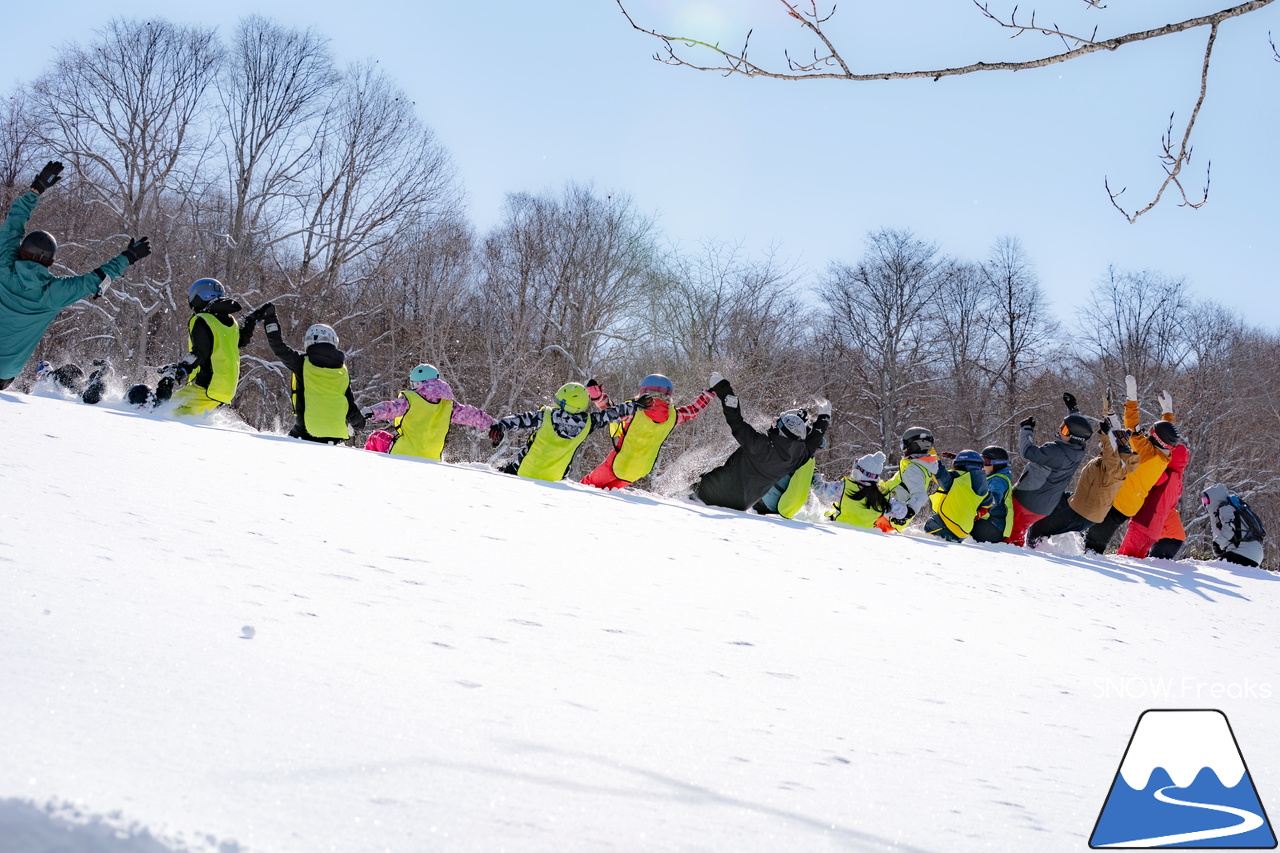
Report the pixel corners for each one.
[0,162,150,389]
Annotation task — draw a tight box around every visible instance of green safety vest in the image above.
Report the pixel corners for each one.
[827,478,888,528]
[776,458,816,519]
[612,408,678,482]
[189,313,241,403]
[391,390,454,460]
[517,407,593,481]
[930,473,988,538]
[293,359,351,440]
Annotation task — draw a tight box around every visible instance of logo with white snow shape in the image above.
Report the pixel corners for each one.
[1090,709,1276,848]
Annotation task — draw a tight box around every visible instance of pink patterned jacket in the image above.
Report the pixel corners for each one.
[369,379,494,429]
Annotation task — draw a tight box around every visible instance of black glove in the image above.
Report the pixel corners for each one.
[1099,416,1112,435]
[1020,416,1036,429]
[351,412,367,430]
[31,161,63,194]
[1063,392,1078,413]
[122,236,151,265]
[489,425,505,447]
[633,393,654,410]
[710,378,733,398]
[205,297,242,315]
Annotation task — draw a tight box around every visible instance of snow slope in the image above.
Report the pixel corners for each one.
[2,391,1278,853]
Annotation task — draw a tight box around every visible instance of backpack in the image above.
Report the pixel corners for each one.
[1227,495,1266,546]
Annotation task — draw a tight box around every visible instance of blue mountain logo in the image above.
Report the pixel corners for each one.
[1090,709,1276,848]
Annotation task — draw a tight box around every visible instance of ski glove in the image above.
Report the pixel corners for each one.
[1125,375,1138,402]
[1099,416,1112,435]
[31,161,63,194]
[888,499,909,522]
[489,425,505,446]
[586,379,605,403]
[815,400,832,418]
[633,393,654,410]
[1020,416,1036,429]
[360,406,375,421]
[121,236,151,265]
[1158,390,1173,415]
[1062,392,1078,413]
[710,377,734,399]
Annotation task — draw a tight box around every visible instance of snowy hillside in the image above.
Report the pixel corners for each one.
[2,390,1278,853]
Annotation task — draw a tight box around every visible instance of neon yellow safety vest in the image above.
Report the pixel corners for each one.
[293,359,351,440]
[930,473,988,539]
[882,457,937,531]
[516,407,593,481]
[776,458,815,519]
[189,313,241,403]
[391,390,454,460]
[612,409,678,482]
[827,477,886,528]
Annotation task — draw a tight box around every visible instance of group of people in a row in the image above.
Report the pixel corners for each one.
[2,163,1265,567]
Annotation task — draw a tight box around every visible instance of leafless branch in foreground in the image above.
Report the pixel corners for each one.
[616,0,1274,221]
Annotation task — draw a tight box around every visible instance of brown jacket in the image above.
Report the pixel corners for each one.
[1068,426,1140,523]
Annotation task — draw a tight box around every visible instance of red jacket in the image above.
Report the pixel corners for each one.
[1118,444,1189,557]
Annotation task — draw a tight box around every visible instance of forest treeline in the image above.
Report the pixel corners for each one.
[4,15,1276,565]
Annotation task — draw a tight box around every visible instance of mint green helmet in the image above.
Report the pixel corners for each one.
[410,363,439,384]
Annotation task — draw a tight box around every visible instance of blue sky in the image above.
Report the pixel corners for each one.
[5,0,1278,329]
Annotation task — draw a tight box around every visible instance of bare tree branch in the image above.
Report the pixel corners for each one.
[616,0,1273,221]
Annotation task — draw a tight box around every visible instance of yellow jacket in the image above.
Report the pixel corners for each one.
[1111,400,1175,517]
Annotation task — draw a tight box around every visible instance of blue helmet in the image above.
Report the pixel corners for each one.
[637,374,673,396]
[953,450,985,472]
[188,278,225,310]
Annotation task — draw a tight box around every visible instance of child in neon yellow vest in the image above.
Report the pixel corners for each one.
[257,305,365,444]
[364,363,495,460]
[491,382,653,482]
[162,279,259,417]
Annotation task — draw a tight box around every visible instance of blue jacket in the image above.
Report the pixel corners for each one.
[0,191,129,379]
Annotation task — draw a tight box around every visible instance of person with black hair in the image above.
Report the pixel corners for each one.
[1,162,149,390]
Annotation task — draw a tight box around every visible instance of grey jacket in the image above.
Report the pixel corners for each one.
[1011,423,1087,516]
[1204,483,1265,566]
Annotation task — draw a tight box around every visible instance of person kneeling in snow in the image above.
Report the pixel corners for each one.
[580,374,715,491]
[256,304,366,444]
[924,450,991,542]
[363,363,494,460]
[490,382,652,482]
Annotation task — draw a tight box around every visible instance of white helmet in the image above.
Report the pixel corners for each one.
[304,323,338,348]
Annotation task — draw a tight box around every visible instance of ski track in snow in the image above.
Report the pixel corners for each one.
[1,392,1278,853]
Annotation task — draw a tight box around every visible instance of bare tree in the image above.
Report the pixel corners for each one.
[979,236,1061,440]
[0,89,39,191]
[1074,266,1193,394]
[615,0,1274,220]
[293,60,461,302]
[215,15,338,286]
[819,228,957,455]
[31,17,223,369]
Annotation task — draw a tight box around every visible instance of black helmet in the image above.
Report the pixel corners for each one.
[981,445,1010,468]
[901,426,934,456]
[18,230,57,267]
[1149,420,1181,450]
[1062,413,1093,442]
